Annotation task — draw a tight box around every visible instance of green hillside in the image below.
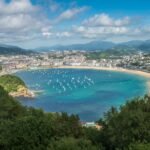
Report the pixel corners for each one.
[0,86,150,149]
[0,45,35,55]
[85,48,137,59]
[0,75,26,93]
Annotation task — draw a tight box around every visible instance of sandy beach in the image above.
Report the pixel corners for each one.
[57,66,150,78]
[9,65,150,79]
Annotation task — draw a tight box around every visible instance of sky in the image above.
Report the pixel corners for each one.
[1,0,150,48]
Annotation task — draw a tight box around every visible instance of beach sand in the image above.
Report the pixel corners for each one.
[57,66,150,78]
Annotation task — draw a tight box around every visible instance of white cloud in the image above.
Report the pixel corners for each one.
[75,26,129,38]
[83,13,130,27]
[0,1,150,46]
[0,0,52,42]
[0,0,37,14]
[42,31,72,38]
[42,32,53,38]
[56,32,72,38]
[0,0,88,43]
[54,7,88,23]
[72,13,142,40]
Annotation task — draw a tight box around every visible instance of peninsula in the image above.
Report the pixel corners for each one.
[0,74,34,98]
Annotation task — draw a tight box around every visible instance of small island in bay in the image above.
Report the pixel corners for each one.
[0,74,34,98]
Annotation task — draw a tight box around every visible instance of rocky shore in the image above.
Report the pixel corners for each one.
[9,85,35,98]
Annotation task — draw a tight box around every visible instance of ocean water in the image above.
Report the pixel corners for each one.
[15,69,148,121]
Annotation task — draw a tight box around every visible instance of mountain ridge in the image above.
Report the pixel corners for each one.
[1,39,150,54]
[35,39,150,52]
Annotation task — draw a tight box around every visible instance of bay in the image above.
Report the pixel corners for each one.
[15,69,148,121]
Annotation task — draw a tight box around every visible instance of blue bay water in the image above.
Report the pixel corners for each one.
[15,69,148,121]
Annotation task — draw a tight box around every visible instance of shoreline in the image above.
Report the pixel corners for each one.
[2,65,150,95]
[18,65,150,94]
[57,65,150,94]
[9,89,35,98]
[0,73,36,98]
[5,65,150,79]
[57,66,150,78]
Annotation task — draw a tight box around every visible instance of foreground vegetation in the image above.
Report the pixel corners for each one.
[0,86,150,150]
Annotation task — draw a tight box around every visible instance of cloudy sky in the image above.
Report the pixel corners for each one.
[1,0,150,48]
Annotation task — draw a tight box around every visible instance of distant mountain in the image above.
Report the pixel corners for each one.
[119,40,150,52]
[35,41,116,51]
[0,44,36,55]
[35,39,150,53]
[137,40,150,52]
[118,40,144,47]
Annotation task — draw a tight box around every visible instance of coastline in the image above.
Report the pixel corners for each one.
[57,65,150,94]
[0,73,36,98]
[5,65,150,79]
[2,65,150,95]
[9,89,35,98]
[57,66,150,78]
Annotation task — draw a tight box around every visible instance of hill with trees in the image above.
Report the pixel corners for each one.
[0,44,36,55]
[0,86,150,149]
[0,75,34,97]
[0,75,26,92]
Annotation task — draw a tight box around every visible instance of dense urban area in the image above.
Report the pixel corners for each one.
[0,49,150,74]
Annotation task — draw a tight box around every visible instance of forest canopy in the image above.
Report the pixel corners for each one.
[0,86,149,150]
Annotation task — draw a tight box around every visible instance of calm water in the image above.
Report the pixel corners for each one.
[15,69,148,121]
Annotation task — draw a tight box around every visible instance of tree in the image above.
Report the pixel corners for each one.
[129,143,150,150]
[0,85,150,150]
[98,95,150,149]
[47,137,99,150]
[0,86,26,119]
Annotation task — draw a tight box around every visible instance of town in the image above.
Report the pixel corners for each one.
[0,50,150,74]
